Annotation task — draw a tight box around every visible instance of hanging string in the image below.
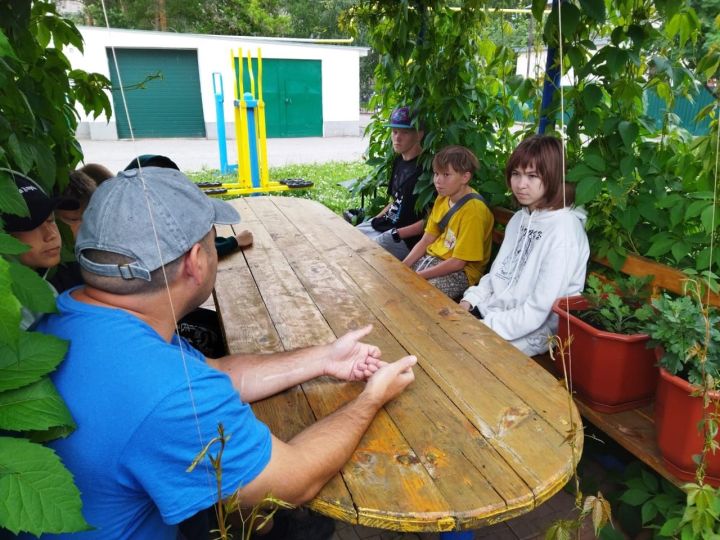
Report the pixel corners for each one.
[552,0,575,391]
[98,0,214,493]
[708,98,719,307]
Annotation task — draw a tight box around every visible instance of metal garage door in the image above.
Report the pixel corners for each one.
[240,58,323,138]
[107,48,206,139]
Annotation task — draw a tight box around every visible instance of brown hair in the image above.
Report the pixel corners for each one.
[432,145,479,175]
[63,170,97,207]
[505,135,572,210]
[80,163,114,185]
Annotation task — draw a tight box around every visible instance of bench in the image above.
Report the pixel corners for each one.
[490,206,720,487]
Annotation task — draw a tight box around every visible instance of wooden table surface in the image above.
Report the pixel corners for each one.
[213,196,583,534]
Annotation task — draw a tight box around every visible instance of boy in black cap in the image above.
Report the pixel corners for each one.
[357,106,427,259]
[1,169,79,328]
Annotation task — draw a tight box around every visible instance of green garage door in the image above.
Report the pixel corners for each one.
[241,58,322,138]
[108,49,206,139]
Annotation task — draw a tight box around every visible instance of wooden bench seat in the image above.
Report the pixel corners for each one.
[491,207,719,487]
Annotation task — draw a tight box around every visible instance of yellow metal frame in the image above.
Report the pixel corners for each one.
[212,47,291,196]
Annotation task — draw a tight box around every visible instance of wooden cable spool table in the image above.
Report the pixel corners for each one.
[213,196,582,536]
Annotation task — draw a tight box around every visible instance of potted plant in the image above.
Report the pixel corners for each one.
[642,290,720,486]
[552,274,658,413]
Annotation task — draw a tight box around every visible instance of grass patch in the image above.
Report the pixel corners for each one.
[188,161,372,215]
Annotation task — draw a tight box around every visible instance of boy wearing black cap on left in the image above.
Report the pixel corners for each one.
[1,169,79,329]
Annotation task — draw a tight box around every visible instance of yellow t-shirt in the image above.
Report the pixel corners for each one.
[425,192,494,285]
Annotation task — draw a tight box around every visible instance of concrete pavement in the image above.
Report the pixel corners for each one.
[80,113,372,173]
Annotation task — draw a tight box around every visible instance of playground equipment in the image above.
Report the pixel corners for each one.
[200,48,312,196]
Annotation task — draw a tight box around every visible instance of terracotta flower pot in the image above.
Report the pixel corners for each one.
[552,296,658,413]
[655,366,720,486]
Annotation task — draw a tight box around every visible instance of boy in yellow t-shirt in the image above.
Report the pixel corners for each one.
[402,145,494,300]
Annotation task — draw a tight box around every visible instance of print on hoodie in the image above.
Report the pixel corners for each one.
[497,225,544,285]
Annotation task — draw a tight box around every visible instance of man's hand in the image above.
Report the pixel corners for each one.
[459,300,472,311]
[362,355,416,406]
[323,325,386,381]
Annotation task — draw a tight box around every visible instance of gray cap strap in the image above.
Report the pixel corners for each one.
[78,253,152,281]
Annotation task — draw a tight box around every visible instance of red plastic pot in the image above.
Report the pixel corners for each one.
[655,367,720,486]
[552,296,658,413]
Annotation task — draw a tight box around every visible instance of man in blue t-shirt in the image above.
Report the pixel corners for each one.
[36,167,416,539]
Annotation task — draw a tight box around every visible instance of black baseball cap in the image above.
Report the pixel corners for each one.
[1,170,80,233]
[124,154,180,171]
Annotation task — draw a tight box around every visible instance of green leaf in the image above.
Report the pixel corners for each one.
[575,176,603,205]
[606,47,628,75]
[701,204,718,235]
[617,206,639,232]
[579,0,606,23]
[567,163,595,182]
[641,501,658,524]
[0,436,90,535]
[0,232,29,255]
[0,331,68,392]
[696,49,720,80]
[27,423,76,444]
[618,121,638,148]
[0,376,75,432]
[646,234,676,257]
[30,142,57,188]
[619,156,635,178]
[584,154,606,172]
[7,134,34,174]
[606,247,627,270]
[560,3,581,37]
[0,258,21,348]
[584,111,600,134]
[640,468,659,492]
[660,517,681,536]
[582,84,603,109]
[0,29,19,60]
[685,200,708,219]
[8,260,57,315]
[0,169,28,219]
[531,0,547,22]
[620,488,652,506]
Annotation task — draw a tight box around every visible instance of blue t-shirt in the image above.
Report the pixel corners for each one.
[35,289,272,539]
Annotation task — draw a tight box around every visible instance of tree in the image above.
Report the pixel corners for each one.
[0,0,110,535]
[77,0,292,35]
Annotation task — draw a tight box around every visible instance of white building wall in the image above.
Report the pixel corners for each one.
[68,26,368,139]
[516,47,575,85]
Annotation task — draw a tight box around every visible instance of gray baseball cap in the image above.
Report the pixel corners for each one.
[76,167,240,281]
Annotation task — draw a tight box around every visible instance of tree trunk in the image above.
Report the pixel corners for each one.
[156,0,167,30]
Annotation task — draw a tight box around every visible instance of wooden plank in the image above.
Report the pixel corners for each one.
[236,198,456,532]
[247,199,538,529]
[269,197,580,510]
[214,216,357,524]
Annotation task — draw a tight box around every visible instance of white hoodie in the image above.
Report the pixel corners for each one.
[462,206,589,356]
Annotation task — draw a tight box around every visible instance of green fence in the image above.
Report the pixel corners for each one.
[512,84,716,135]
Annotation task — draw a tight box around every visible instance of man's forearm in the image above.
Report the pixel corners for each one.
[284,391,381,501]
[207,345,328,402]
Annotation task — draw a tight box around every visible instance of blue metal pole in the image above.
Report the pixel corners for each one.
[538,0,561,134]
[244,91,260,188]
[440,531,474,539]
[212,73,230,174]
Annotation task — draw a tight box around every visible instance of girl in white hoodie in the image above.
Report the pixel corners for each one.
[459,135,590,356]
